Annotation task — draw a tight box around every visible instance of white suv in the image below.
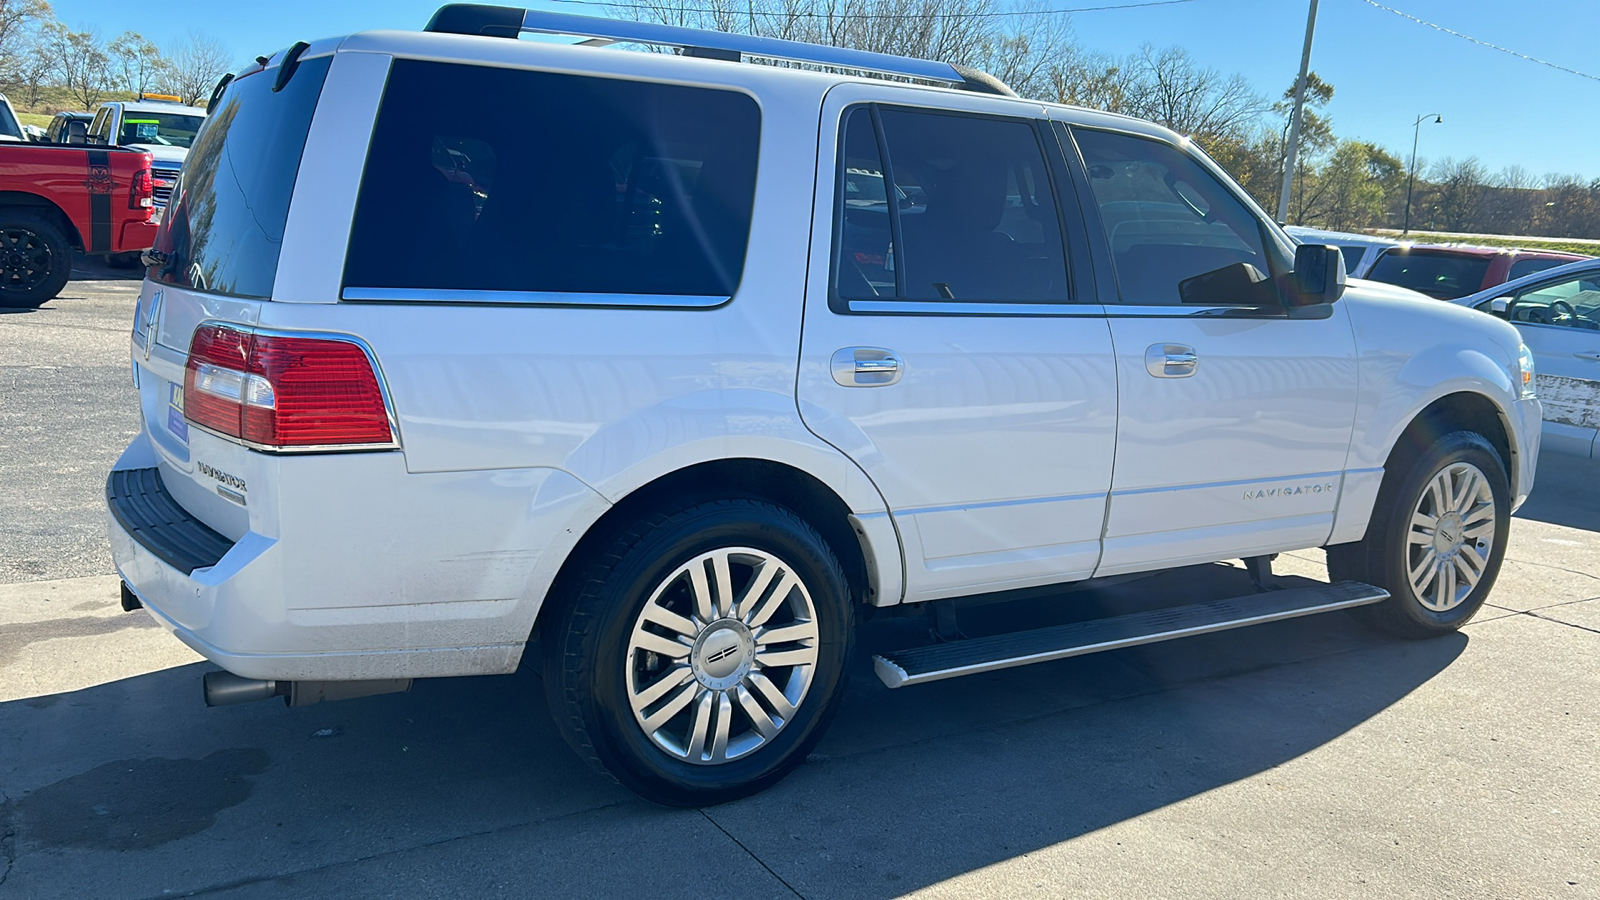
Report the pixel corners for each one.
[110,6,1542,805]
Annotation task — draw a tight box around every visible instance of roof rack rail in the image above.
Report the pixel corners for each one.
[423,4,1017,97]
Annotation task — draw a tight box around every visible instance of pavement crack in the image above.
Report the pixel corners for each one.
[699,808,805,899]
[1503,556,1600,582]
[1523,610,1600,635]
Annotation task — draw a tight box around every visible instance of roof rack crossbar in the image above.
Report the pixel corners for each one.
[424,4,1015,95]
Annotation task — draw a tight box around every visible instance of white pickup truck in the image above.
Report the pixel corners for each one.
[108,6,1541,806]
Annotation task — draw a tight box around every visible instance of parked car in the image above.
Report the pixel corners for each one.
[1284,226,1396,278]
[1364,243,1588,300]
[109,6,1541,806]
[1453,258,1600,459]
[87,95,206,216]
[45,111,94,145]
[0,142,158,306]
[0,93,27,142]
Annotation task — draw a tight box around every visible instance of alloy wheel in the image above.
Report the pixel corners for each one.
[1405,462,1497,612]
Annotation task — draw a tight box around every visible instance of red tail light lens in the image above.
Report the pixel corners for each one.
[129,167,154,210]
[184,325,395,449]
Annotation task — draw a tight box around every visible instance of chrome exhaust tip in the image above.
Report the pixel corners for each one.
[201,671,412,708]
[202,671,280,707]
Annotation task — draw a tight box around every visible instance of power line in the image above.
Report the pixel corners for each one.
[541,0,1199,20]
[1356,0,1600,83]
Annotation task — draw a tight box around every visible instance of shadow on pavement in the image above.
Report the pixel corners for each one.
[0,569,1464,899]
[1515,449,1600,533]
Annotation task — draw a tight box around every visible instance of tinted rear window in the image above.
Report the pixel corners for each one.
[343,60,761,299]
[1366,250,1491,299]
[150,57,331,300]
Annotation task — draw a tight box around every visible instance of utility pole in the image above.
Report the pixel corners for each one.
[1276,0,1319,225]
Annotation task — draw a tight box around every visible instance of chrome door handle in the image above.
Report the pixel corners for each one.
[1575,351,1600,361]
[1145,343,1198,378]
[831,348,903,386]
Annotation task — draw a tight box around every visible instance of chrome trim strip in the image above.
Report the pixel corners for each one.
[846,300,1099,316]
[341,287,729,309]
[187,321,403,454]
[519,10,966,85]
[1111,470,1342,498]
[1102,304,1289,318]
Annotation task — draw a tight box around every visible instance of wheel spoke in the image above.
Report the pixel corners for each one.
[1462,502,1495,527]
[640,603,698,638]
[640,681,700,733]
[685,689,715,759]
[746,572,799,628]
[745,671,796,720]
[709,691,733,762]
[1456,544,1488,584]
[735,559,781,621]
[632,628,692,660]
[1437,559,1456,609]
[755,620,817,646]
[734,684,781,738]
[1453,468,1480,513]
[1427,475,1448,517]
[688,560,716,623]
[711,551,735,619]
[632,665,693,710]
[1409,548,1438,594]
[755,647,816,669]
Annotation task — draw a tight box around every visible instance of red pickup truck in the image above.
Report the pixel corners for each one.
[0,144,158,307]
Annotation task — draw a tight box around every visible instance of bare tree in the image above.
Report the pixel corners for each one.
[109,30,163,95]
[45,22,112,108]
[0,0,49,76]
[12,25,53,106]
[162,30,230,105]
[1117,45,1266,146]
[1429,157,1487,232]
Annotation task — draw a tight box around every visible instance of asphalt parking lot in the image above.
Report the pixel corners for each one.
[2,272,1597,899]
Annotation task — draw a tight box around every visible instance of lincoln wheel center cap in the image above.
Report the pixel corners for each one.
[1433,512,1465,555]
[690,619,755,691]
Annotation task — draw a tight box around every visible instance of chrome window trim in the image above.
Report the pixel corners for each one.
[844,300,1101,317]
[340,287,730,309]
[1101,304,1290,319]
[186,321,403,454]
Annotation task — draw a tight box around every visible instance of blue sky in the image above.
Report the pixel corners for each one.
[52,0,1600,181]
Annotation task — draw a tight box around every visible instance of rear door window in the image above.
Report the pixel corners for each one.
[1508,257,1571,280]
[149,57,331,300]
[833,105,1071,305]
[342,60,761,300]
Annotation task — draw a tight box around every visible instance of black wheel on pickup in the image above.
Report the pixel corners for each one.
[1328,430,1510,638]
[542,499,854,807]
[0,213,72,308]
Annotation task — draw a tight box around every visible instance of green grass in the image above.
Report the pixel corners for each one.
[1398,233,1599,256]
[16,112,51,128]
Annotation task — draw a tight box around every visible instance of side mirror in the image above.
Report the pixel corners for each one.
[1489,297,1511,316]
[1292,243,1346,307]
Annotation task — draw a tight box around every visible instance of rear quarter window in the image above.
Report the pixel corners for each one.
[341,60,761,300]
[150,57,331,300]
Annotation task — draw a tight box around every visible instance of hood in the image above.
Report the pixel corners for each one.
[1342,275,1523,358]
[127,144,188,165]
[1343,277,1435,304]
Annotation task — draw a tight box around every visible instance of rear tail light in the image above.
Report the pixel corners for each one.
[129,167,154,210]
[184,325,396,450]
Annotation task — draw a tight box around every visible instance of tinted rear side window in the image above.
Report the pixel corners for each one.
[150,57,330,300]
[1366,250,1491,299]
[1508,257,1571,280]
[343,61,761,298]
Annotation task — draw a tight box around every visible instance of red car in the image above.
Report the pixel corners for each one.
[0,143,159,307]
[1363,243,1589,300]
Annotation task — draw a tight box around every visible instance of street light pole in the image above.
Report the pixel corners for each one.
[1402,113,1442,236]
[1276,0,1320,225]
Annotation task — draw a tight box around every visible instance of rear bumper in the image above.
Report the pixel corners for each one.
[106,435,608,681]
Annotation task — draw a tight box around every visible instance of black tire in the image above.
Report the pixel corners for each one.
[0,213,72,309]
[1328,430,1510,638]
[542,499,854,807]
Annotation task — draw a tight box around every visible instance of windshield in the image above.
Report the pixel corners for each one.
[120,112,204,149]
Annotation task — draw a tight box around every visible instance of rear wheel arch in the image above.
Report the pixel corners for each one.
[0,191,85,251]
[538,459,880,635]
